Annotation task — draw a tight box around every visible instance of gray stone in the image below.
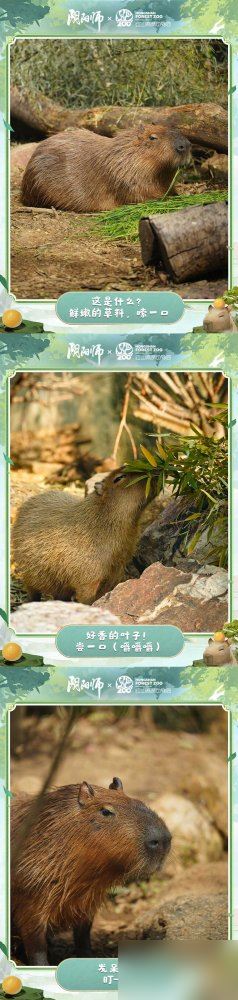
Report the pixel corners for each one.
[11,601,121,634]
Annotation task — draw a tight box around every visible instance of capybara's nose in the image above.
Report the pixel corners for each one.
[175,136,190,154]
[146,827,171,852]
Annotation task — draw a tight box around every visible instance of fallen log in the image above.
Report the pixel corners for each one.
[139,201,228,282]
[10,86,228,152]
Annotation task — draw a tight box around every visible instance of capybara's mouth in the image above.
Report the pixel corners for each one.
[140,852,170,878]
[175,147,191,167]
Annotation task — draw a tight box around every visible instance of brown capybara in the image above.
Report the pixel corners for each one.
[21,124,191,212]
[203,303,237,333]
[11,777,171,964]
[12,467,157,604]
[203,636,237,666]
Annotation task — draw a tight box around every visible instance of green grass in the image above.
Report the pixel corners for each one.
[90,189,227,243]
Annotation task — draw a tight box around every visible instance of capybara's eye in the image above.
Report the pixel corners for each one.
[113,473,125,484]
[149,134,157,141]
[100,806,115,817]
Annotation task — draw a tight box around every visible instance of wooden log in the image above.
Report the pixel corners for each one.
[139,201,228,282]
[10,86,228,152]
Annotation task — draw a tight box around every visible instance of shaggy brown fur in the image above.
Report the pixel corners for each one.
[12,467,157,604]
[21,124,191,211]
[11,778,171,964]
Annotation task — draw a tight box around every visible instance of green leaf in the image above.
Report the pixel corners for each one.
[156,443,167,461]
[125,475,147,488]
[145,477,152,498]
[140,445,158,467]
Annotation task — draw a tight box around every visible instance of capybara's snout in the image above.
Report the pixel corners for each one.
[143,812,172,872]
[145,822,171,855]
[173,133,191,164]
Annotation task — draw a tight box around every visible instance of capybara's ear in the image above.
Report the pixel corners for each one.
[109,776,123,790]
[208,305,213,311]
[94,480,104,496]
[78,781,95,805]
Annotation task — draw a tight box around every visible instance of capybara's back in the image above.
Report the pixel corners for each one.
[11,778,171,963]
[12,468,156,604]
[21,124,191,212]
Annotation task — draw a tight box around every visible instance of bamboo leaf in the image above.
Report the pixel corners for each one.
[156,443,167,461]
[145,477,152,498]
[140,445,158,467]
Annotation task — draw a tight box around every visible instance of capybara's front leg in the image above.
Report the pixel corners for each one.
[21,924,49,965]
[73,921,93,957]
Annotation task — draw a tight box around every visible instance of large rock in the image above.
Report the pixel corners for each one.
[187,777,228,841]
[94,562,228,631]
[135,893,227,940]
[135,497,226,571]
[11,601,121,634]
[152,793,223,863]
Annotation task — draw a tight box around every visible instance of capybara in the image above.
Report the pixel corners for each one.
[11,777,171,964]
[12,467,157,603]
[203,636,237,666]
[21,124,191,211]
[203,303,237,333]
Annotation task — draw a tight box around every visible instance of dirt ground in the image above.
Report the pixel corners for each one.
[11,150,227,300]
[11,708,228,953]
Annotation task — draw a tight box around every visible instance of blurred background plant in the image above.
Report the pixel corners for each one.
[11,38,227,110]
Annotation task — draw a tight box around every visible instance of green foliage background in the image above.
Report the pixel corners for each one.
[11,38,227,109]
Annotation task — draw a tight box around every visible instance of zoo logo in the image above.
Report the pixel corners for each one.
[116,342,133,361]
[116,675,134,694]
[115,9,133,28]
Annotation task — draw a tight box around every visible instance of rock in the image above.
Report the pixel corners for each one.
[10,602,121,634]
[135,893,227,940]
[186,779,228,840]
[94,561,228,631]
[134,496,191,570]
[200,152,228,183]
[152,793,223,863]
[177,565,228,602]
[134,498,227,570]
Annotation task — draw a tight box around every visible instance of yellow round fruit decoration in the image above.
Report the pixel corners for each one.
[213,298,225,309]
[2,642,22,662]
[213,631,225,642]
[2,977,22,995]
[2,309,22,329]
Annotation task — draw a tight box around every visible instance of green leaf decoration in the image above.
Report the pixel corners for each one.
[0,608,7,623]
[0,650,44,669]
[0,275,8,290]
[2,119,14,132]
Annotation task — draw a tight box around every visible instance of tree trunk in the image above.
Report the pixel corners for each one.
[139,201,228,282]
[10,86,228,152]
